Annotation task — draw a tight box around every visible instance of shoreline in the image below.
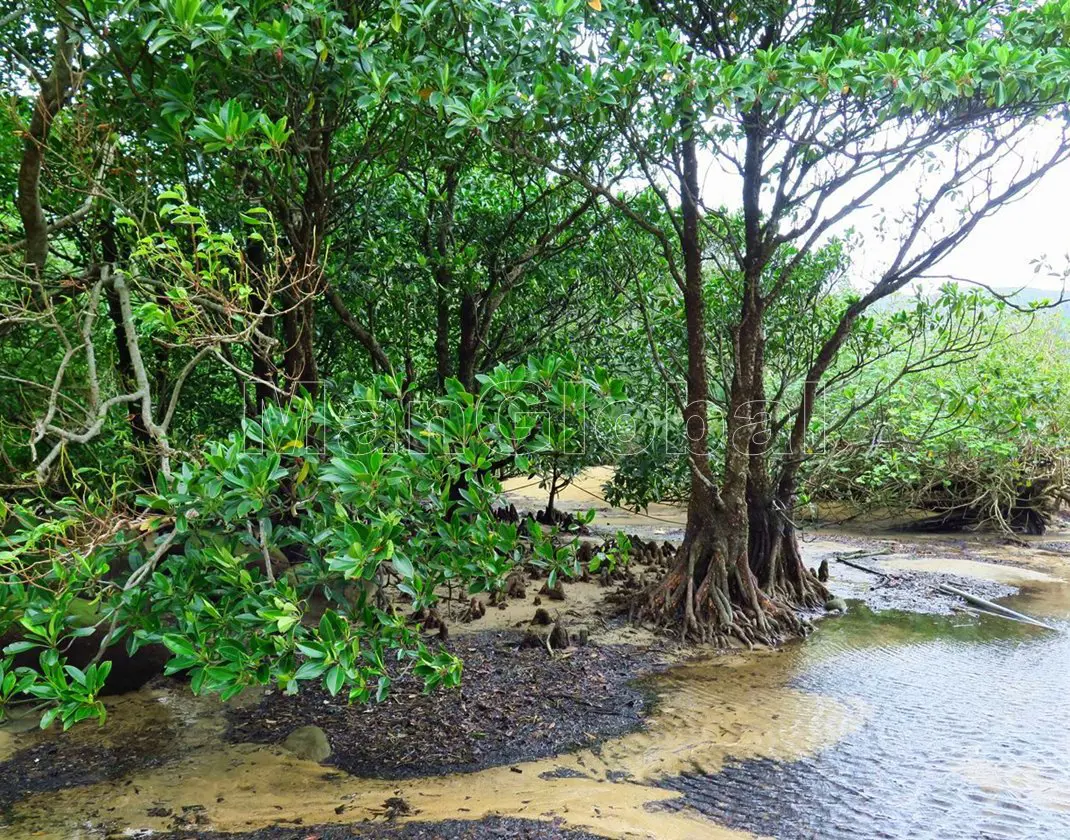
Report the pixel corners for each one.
[2,513,1068,838]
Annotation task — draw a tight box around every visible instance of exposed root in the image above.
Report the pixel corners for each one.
[634,535,818,647]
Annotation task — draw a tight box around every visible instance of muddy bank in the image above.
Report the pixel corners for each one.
[0,741,147,811]
[227,630,667,778]
[819,553,1019,615]
[167,815,604,840]
[0,632,666,821]
[5,639,853,840]
[5,475,1068,840]
[0,675,237,814]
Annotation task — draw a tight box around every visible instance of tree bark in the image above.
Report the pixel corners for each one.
[282,289,318,396]
[435,288,452,389]
[638,108,818,643]
[433,166,458,391]
[245,238,278,412]
[639,124,756,642]
[17,23,77,278]
[101,222,152,449]
[457,291,479,392]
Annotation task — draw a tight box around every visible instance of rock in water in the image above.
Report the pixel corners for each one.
[283,725,331,762]
[824,597,847,613]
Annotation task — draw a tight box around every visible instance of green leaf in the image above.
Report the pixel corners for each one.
[325,665,345,696]
[162,635,198,659]
[391,554,415,580]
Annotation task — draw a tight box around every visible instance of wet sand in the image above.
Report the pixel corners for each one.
[3,468,1069,839]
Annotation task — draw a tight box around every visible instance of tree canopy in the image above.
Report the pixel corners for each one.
[2,0,1069,725]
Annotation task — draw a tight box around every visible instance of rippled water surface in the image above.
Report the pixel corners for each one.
[5,568,1069,839]
[666,590,1070,840]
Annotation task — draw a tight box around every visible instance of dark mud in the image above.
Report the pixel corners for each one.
[227,631,664,779]
[0,742,136,811]
[0,676,191,811]
[164,816,603,840]
[826,562,1017,614]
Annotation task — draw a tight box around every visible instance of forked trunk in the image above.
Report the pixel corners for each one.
[747,492,828,608]
[636,112,822,645]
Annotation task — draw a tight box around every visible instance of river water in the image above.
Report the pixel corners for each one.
[663,592,1070,839]
[3,553,1069,839]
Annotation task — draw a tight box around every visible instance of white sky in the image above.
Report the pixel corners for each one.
[919,159,1070,292]
[692,121,1070,294]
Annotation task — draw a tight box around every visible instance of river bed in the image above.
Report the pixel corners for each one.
[2,483,1069,839]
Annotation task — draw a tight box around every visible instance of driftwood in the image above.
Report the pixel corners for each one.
[832,549,893,577]
[936,583,1058,631]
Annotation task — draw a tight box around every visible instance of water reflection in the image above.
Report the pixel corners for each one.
[665,603,1070,839]
[4,572,1068,840]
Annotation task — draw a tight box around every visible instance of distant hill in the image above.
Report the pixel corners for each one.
[995,286,1070,318]
[873,283,1070,322]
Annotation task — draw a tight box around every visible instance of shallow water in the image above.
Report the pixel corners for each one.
[3,562,1069,839]
[665,600,1070,839]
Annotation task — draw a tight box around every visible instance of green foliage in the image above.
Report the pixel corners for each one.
[0,357,620,726]
[808,313,1070,528]
[4,0,1070,715]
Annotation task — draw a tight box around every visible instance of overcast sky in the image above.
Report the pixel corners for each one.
[921,158,1070,292]
[693,120,1070,295]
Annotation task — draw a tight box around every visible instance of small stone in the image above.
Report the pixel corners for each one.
[518,631,545,649]
[506,572,527,599]
[464,597,486,621]
[384,796,412,819]
[824,597,847,613]
[282,725,331,762]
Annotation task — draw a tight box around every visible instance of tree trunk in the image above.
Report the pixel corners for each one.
[638,127,768,643]
[433,166,458,392]
[748,487,827,606]
[101,221,152,451]
[282,293,318,396]
[545,466,560,522]
[435,289,452,390]
[246,237,278,412]
[280,240,319,397]
[457,292,479,391]
[17,24,76,279]
[636,112,817,644]
[104,287,152,448]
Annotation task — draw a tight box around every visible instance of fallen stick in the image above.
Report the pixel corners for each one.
[833,552,890,577]
[837,548,894,561]
[936,583,1058,631]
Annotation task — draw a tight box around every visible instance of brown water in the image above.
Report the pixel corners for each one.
[2,563,1069,839]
